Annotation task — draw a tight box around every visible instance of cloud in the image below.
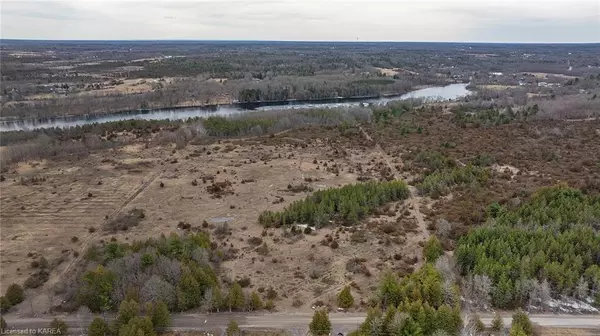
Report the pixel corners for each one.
[0,0,598,42]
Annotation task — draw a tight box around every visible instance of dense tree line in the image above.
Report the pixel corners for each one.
[451,104,539,127]
[417,165,490,199]
[456,185,600,309]
[77,232,268,313]
[348,264,462,336]
[259,180,410,227]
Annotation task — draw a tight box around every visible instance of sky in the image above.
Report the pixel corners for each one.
[1,0,599,42]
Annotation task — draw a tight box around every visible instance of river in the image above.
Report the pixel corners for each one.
[0,83,470,132]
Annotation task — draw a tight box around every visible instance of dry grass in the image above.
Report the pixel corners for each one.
[0,126,427,314]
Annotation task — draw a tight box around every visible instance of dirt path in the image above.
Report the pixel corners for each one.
[47,169,163,288]
[358,125,430,239]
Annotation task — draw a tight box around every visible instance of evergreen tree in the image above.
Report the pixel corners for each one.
[491,313,504,331]
[248,291,263,311]
[473,314,485,333]
[150,301,170,331]
[228,283,245,311]
[511,310,533,336]
[399,317,423,336]
[337,286,355,309]
[88,317,109,336]
[226,320,240,336]
[424,236,444,263]
[118,316,155,336]
[116,300,139,329]
[309,309,332,336]
[1,317,6,332]
[78,265,115,312]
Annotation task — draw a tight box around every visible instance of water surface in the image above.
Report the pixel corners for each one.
[0,83,470,132]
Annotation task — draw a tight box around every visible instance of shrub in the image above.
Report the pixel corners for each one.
[247,237,263,246]
[49,318,68,335]
[511,310,533,336]
[5,284,24,305]
[424,236,444,263]
[0,296,12,313]
[104,208,145,232]
[491,312,504,331]
[417,165,489,198]
[0,316,6,331]
[256,243,269,256]
[266,287,278,300]
[237,277,251,288]
[264,299,275,311]
[88,317,109,336]
[226,320,240,336]
[71,236,79,242]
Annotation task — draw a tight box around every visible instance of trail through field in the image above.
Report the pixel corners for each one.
[47,169,163,288]
[358,125,430,239]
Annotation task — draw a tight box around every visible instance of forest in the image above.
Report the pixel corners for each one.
[455,185,600,309]
[258,180,410,227]
[75,231,270,314]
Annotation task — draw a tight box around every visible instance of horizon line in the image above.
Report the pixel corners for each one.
[1,38,599,44]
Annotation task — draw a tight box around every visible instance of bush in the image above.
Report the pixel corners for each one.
[5,284,24,305]
[511,310,533,336]
[0,317,6,331]
[264,299,275,311]
[423,236,444,263]
[50,318,68,335]
[226,320,240,336]
[88,317,109,336]
[491,312,504,331]
[104,208,145,232]
[0,296,11,313]
[337,286,354,309]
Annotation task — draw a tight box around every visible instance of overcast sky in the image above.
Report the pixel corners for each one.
[1,0,599,42]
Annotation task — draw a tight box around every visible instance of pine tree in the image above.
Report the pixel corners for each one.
[248,291,263,311]
[309,309,332,336]
[424,236,444,263]
[511,310,533,336]
[150,301,170,331]
[400,317,423,336]
[116,300,139,329]
[491,312,504,331]
[118,316,155,336]
[473,314,485,333]
[228,283,245,311]
[226,320,240,336]
[88,317,109,336]
[337,286,355,309]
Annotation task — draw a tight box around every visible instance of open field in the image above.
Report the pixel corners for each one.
[1,40,600,336]
[0,124,432,315]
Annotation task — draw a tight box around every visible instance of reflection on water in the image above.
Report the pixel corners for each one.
[0,83,470,132]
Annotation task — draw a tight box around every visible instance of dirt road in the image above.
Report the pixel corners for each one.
[4,313,599,334]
